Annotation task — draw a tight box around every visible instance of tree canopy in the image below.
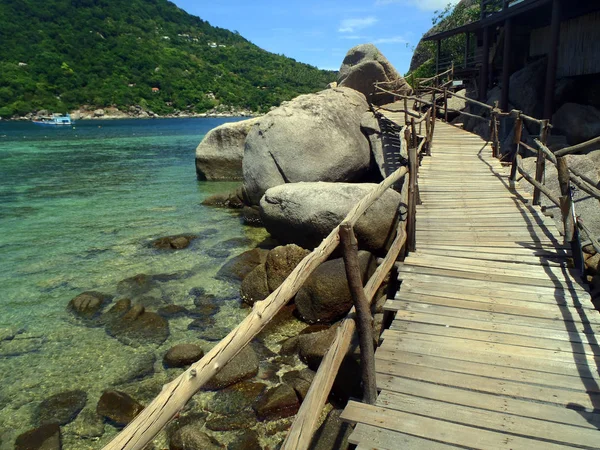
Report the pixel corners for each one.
[0,0,337,117]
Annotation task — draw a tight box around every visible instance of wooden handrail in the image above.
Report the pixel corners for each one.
[555,135,600,157]
[282,216,408,450]
[577,218,600,255]
[104,163,409,450]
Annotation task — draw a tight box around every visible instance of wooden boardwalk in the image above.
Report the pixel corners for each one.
[341,120,600,449]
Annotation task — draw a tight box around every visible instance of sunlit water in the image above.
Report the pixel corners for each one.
[0,118,277,448]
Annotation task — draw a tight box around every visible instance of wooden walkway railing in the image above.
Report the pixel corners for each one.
[342,103,600,449]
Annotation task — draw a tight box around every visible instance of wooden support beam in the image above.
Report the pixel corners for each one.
[533,120,550,205]
[543,0,561,120]
[436,40,441,82]
[510,112,522,181]
[340,224,377,405]
[557,156,575,244]
[480,26,490,101]
[444,88,449,123]
[500,18,512,112]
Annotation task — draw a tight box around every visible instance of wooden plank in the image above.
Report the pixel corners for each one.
[377,347,599,393]
[350,423,459,450]
[381,330,600,367]
[390,309,597,344]
[379,336,600,383]
[397,273,588,299]
[415,244,568,257]
[399,282,587,307]
[403,255,580,283]
[386,300,597,333]
[393,292,600,324]
[384,323,600,357]
[410,249,565,266]
[375,361,600,410]
[372,376,600,430]
[397,266,586,291]
[341,401,573,450]
[375,390,600,448]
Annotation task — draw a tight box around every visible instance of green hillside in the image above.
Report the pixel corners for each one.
[0,0,336,117]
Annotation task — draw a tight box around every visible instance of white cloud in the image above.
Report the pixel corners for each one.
[373,36,409,44]
[338,17,378,33]
[375,0,460,11]
[340,35,369,40]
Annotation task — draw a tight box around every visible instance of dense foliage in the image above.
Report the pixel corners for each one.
[0,0,337,117]
[406,0,480,79]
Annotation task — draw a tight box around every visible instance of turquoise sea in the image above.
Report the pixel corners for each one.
[0,118,274,448]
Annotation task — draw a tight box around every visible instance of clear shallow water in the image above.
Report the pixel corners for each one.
[0,118,273,448]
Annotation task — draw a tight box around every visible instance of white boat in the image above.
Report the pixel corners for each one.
[32,113,72,126]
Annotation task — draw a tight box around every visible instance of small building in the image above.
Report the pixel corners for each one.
[151,87,160,93]
[424,0,600,119]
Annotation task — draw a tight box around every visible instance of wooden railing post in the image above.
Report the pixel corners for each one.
[533,120,550,205]
[407,141,418,253]
[403,97,409,125]
[444,88,449,123]
[557,156,575,244]
[510,111,522,181]
[410,118,417,148]
[339,224,377,405]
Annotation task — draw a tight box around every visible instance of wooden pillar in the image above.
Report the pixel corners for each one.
[557,157,575,244]
[533,120,550,205]
[500,18,513,111]
[435,40,441,82]
[543,0,561,120]
[480,26,490,101]
[339,224,377,405]
[443,88,448,123]
[464,32,470,69]
[510,112,522,181]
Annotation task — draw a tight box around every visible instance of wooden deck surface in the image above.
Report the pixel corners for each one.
[341,119,600,449]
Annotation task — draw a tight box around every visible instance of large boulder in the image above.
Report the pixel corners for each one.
[508,58,547,119]
[195,117,260,180]
[295,251,377,324]
[243,88,371,205]
[260,182,402,253]
[37,390,87,426]
[203,346,259,390]
[338,44,412,105]
[552,103,600,145]
[360,111,385,179]
[216,248,269,282]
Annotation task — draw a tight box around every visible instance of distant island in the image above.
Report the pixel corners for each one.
[0,0,336,119]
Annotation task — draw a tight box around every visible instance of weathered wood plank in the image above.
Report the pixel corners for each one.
[341,401,574,449]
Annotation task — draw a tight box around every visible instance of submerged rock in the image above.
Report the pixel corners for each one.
[37,390,87,426]
[105,304,170,347]
[68,291,111,322]
[252,384,300,421]
[205,382,267,415]
[243,87,371,205]
[216,248,269,282]
[298,325,338,370]
[227,430,261,450]
[203,346,259,390]
[14,423,61,450]
[205,409,256,431]
[163,344,204,368]
[170,426,222,450]
[310,408,352,450]
[281,368,316,402]
[96,390,144,427]
[150,234,198,250]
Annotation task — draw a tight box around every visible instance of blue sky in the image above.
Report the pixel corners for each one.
[171,0,460,74]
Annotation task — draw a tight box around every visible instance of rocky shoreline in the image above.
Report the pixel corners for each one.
[2,105,257,122]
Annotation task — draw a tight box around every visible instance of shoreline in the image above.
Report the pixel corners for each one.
[1,108,259,122]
